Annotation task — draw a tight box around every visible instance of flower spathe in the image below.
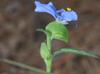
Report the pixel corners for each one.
[34,0,78,24]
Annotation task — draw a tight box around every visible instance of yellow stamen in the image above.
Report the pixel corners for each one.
[67,8,72,11]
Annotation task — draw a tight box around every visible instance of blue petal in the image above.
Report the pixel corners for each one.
[34,1,57,18]
[57,9,65,14]
[56,9,66,20]
[61,11,78,21]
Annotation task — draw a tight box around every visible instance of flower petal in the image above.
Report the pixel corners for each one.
[61,11,78,21]
[34,1,57,18]
[57,9,65,14]
[56,9,78,24]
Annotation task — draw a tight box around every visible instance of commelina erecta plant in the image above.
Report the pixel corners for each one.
[1,0,98,74]
[34,0,98,74]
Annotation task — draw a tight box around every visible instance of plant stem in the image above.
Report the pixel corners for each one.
[45,57,52,73]
[45,34,52,74]
[2,59,44,74]
[47,33,51,50]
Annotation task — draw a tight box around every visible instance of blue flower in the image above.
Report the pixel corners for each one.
[34,0,78,24]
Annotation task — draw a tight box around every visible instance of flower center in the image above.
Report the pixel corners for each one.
[66,8,72,11]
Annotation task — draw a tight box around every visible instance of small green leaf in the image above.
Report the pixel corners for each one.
[40,42,52,73]
[40,42,51,59]
[46,21,69,43]
[37,29,51,36]
[53,48,98,58]
[37,29,52,50]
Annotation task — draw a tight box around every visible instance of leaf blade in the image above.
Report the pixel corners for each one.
[53,48,98,58]
[46,21,69,43]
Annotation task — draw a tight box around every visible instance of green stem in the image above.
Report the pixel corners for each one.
[38,29,53,74]
[45,34,52,74]
[47,33,51,50]
[45,57,52,73]
[2,59,44,73]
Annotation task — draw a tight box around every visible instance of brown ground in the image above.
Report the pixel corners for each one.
[0,0,100,74]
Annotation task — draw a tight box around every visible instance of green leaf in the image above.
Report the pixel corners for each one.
[53,48,98,58]
[46,21,69,43]
[40,42,51,59]
[37,29,51,36]
[37,29,52,50]
[40,42,52,73]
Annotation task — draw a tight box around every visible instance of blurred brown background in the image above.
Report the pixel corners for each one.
[0,0,100,74]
